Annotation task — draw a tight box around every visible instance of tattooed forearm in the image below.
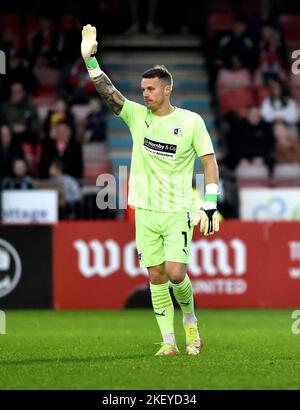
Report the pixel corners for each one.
[92,72,125,115]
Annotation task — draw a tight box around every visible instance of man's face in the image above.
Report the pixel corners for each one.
[0,126,11,146]
[141,77,171,111]
[271,81,281,97]
[13,160,26,177]
[49,164,60,177]
[55,123,71,142]
[247,107,260,125]
[11,83,25,104]
[233,22,246,36]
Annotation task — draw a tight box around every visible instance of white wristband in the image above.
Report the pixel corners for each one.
[88,66,103,79]
[203,201,217,210]
[205,183,218,195]
[203,183,218,210]
[84,57,103,79]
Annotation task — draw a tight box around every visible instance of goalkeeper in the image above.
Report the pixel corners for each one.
[81,25,220,356]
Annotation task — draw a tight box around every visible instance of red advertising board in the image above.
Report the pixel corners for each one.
[53,220,300,309]
[265,222,300,308]
[53,221,148,309]
[190,221,268,308]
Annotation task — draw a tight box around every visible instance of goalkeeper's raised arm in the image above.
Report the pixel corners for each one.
[81,24,125,115]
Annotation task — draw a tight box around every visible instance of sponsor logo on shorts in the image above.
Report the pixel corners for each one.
[143,138,177,159]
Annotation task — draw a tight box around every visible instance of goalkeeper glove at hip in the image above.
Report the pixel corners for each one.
[192,185,220,236]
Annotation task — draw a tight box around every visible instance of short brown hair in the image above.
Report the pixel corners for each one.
[142,65,173,87]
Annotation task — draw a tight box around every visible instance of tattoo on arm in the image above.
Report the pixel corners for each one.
[92,72,125,115]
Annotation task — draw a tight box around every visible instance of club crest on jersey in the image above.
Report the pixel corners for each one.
[174,127,182,136]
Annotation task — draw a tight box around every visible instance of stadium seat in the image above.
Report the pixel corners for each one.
[289,72,300,100]
[291,86,300,101]
[0,14,21,32]
[34,67,61,86]
[217,68,251,88]
[272,163,300,186]
[32,95,56,106]
[205,0,234,13]
[255,85,270,104]
[279,15,300,48]
[207,14,235,37]
[240,0,260,15]
[25,15,39,37]
[235,163,270,178]
[82,142,111,186]
[280,15,300,32]
[283,32,300,48]
[72,104,90,126]
[235,163,270,187]
[218,87,255,116]
[34,67,61,99]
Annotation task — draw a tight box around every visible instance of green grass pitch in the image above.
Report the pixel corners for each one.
[0,309,299,390]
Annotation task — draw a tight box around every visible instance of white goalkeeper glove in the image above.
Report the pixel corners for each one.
[81,24,102,78]
[192,184,220,236]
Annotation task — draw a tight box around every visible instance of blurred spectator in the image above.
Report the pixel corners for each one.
[57,58,95,104]
[125,0,161,34]
[0,27,22,60]
[217,162,240,218]
[27,16,60,68]
[39,122,83,179]
[216,55,251,88]
[48,159,81,202]
[215,16,257,71]
[7,53,39,94]
[254,54,287,88]
[178,0,202,35]
[224,107,275,169]
[83,97,107,143]
[260,80,299,124]
[48,159,82,219]
[56,14,81,67]
[259,22,287,69]
[2,158,35,190]
[0,125,24,180]
[0,52,39,99]
[44,97,75,138]
[0,82,39,147]
[273,120,300,163]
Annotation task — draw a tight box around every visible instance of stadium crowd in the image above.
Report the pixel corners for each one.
[0,0,300,219]
[206,12,300,188]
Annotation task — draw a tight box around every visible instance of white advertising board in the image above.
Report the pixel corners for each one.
[2,190,58,223]
[240,188,300,220]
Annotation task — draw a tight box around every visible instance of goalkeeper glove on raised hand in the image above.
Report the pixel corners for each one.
[81,24,102,78]
[192,184,220,236]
